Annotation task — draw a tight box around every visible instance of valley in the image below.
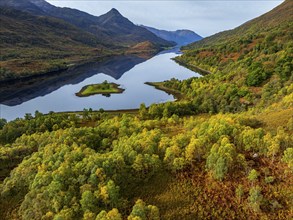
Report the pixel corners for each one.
[0,0,292,219]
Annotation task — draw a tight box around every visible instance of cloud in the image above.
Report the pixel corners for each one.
[47,0,283,37]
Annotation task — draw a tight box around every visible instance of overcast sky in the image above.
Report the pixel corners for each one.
[46,0,283,37]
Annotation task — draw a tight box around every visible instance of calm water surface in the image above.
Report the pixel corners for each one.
[0,49,200,121]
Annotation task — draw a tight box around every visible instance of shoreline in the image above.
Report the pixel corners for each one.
[145,82,184,101]
[173,58,212,76]
[0,47,164,85]
[43,81,185,117]
[0,54,116,85]
[53,108,139,116]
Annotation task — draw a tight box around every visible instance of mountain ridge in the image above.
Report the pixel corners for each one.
[0,0,175,81]
[0,0,174,47]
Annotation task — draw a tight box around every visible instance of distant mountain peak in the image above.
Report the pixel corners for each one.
[97,7,132,28]
[109,8,120,14]
[141,25,202,46]
[1,0,174,49]
[105,8,122,17]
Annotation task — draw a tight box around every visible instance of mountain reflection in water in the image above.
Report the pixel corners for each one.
[0,55,147,106]
[0,49,199,121]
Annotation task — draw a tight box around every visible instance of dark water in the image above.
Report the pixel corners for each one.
[0,48,200,121]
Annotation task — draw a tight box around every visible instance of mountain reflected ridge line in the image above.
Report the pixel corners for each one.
[0,55,148,106]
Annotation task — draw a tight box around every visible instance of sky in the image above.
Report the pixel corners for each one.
[46,0,283,37]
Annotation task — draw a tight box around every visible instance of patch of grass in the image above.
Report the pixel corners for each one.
[128,172,196,220]
[0,195,23,220]
[257,108,293,132]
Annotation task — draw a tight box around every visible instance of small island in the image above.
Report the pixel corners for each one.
[76,80,125,97]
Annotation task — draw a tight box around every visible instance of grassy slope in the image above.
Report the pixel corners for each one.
[136,98,293,219]
[1,103,291,219]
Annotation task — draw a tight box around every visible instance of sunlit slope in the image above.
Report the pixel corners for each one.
[173,0,292,111]
[184,0,292,50]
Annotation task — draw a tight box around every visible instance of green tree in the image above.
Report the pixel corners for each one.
[139,103,148,119]
[248,169,259,185]
[282,148,293,172]
[96,208,122,220]
[83,211,96,220]
[0,118,7,129]
[172,157,187,172]
[267,139,280,162]
[248,186,263,212]
[185,137,205,163]
[80,190,97,212]
[235,184,244,203]
[128,199,148,220]
[100,180,120,208]
[128,199,159,220]
[206,137,236,180]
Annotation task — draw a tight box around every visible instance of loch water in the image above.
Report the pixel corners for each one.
[0,48,200,121]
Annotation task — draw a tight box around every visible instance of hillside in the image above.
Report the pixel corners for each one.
[0,7,111,81]
[0,0,45,14]
[176,0,292,90]
[0,0,174,81]
[142,25,202,46]
[0,1,292,220]
[126,41,161,56]
[183,0,292,50]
